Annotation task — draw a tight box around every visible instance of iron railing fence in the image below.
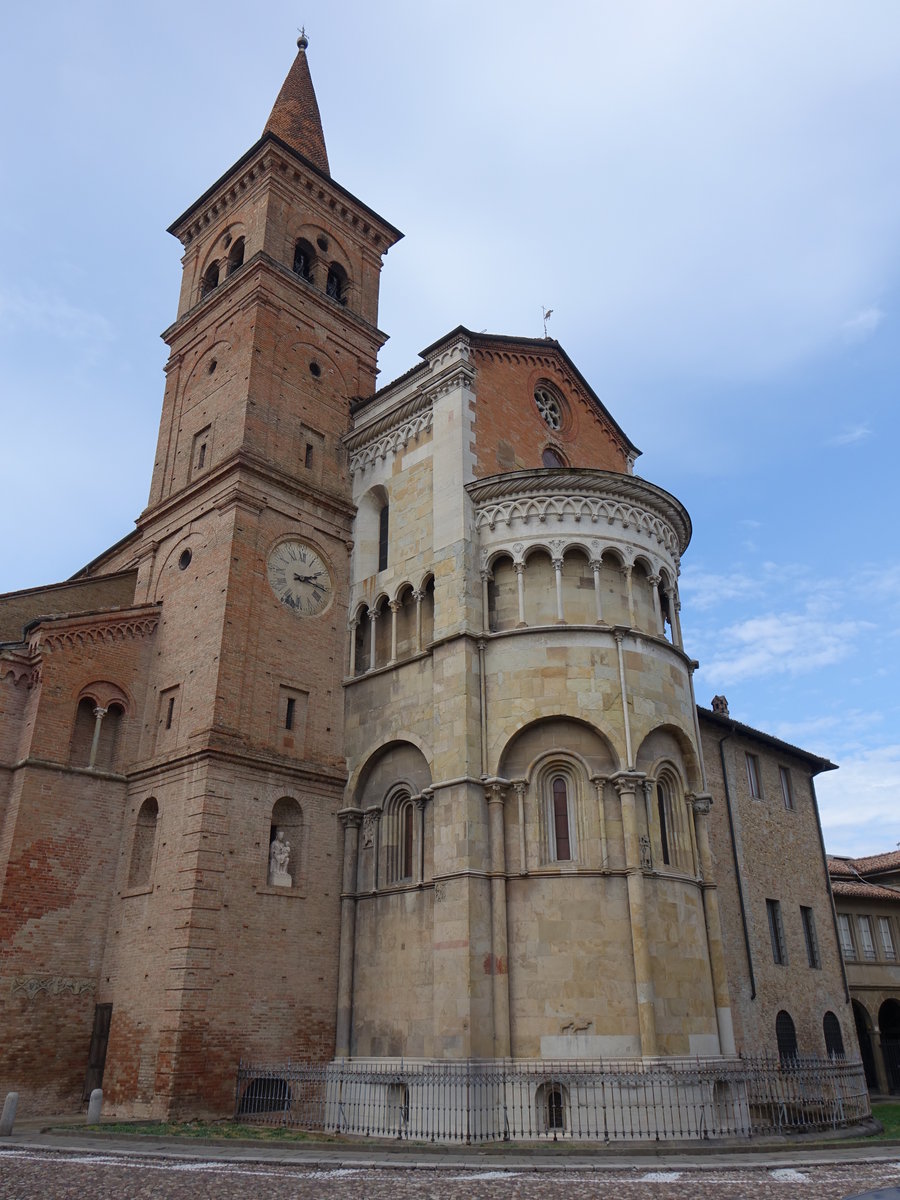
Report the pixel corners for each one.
[234,1055,869,1143]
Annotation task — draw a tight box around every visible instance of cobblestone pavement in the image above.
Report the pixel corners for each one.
[1,1149,900,1200]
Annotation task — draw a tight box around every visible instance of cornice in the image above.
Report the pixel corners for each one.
[467,469,691,555]
[169,135,402,251]
[0,650,40,688]
[28,606,160,655]
[346,391,434,474]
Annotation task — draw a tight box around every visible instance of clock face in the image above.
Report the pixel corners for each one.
[267,540,332,617]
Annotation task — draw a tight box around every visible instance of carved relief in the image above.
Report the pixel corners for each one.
[362,810,379,849]
[11,977,96,1003]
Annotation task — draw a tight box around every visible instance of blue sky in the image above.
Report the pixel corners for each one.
[2,1,898,856]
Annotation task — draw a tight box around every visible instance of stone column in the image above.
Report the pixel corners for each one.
[480,569,491,633]
[335,809,363,1057]
[648,575,664,636]
[413,589,423,653]
[515,562,527,627]
[88,706,108,769]
[614,632,634,770]
[486,782,511,1057]
[348,617,359,676]
[642,778,661,867]
[552,557,565,623]
[368,609,379,671]
[415,793,427,886]
[614,773,657,1057]
[622,564,636,627]
[389,600,399,664]
[513,780,528,874]
[672,590,684,649]
[590,559,604,623]
[592,775,608,867]
[691,794,736,1055]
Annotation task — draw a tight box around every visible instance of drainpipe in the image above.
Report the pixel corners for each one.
[718,733,756,1000]
[809,773,851,1005]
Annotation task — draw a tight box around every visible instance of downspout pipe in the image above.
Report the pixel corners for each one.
[719,732,756,1000]
[809,773,851,1005]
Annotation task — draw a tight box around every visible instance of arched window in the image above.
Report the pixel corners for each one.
[535,1081,568,1134]
[775,1010,798,1065]
[551,777,571,861]
[385,790,416,884]
[823,1011,845,1059]
[226,237,245,275]
[326,263,347,305]
[378,502,389,572]
[293,239,315,282]
[201,261,220,298]
[542,446,567,468]
[269,797,303,887]
[70,697,97,766]
[656,780,671,866]
[128,798,158,889]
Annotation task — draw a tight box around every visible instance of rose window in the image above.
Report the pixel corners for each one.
[534,386,562,431]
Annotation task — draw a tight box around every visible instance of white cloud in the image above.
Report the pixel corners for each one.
[841,305,884,342]
[700,609,870,684]
[827,423,872,447]
[816,744,900,856]
[678,569,761,611]
[0,285,113,347]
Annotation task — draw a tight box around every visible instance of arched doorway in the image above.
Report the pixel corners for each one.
[853,1000,879,1090]
[879,999,900,1093]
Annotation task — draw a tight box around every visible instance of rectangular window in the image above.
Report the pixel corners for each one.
[779,766,794,810]
[838,913,856,960]
[191,425,211,477]
[277,686,308,750]
[304,442,314,469]
[858,915,877,960]
[878,917,896,960]
[165,697,175,729]
[378,504,389,573]
[746,752,762,799]
[766,898,787,965]
[157,685,180,746]
[800,905,820,968]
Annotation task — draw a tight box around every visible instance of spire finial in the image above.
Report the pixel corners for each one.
[297,26,308,51]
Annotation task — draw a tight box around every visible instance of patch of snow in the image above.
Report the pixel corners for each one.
[770,1168,809,1182]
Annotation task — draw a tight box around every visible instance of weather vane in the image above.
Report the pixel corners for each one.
[297,25,308,49]
[542,306,554,338]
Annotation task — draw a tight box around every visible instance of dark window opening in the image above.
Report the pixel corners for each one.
[378,504,389,572]
[542,446,566,468]
[746,753,762,799]
[657,783,671,866]
[165,697,175,730]
[547,1087,565,1130]
[767,899,787,965]
[326,264,347,305]
[201,262,219,298]
[823,1011,845,1059]
[401,803,414,880]
[775,1010,798,1065]
[178,549,192,571]
[226,237,245,275]
[552,777,571,861]
[285,697,296,731]
[197,442,207,469]
[293,240,314,282]
[305,443,314,468]
[801,905,820,968]
[309,361,321,378]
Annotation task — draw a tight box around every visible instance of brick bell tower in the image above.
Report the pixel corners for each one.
[98,35,402,1116]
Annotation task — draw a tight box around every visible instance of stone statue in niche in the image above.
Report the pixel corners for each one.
[268,829,292,887]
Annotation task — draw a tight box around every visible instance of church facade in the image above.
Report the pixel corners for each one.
[0,39,859,1127]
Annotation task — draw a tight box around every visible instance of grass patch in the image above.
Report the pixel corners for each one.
[872,1102,900,1139]
[80,1120,337,1142]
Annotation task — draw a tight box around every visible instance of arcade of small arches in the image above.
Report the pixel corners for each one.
[483,543,682,645]
[195,225,353,310]
[69,683,129,772]
[853,996,900,1094]
[349,575,435,676]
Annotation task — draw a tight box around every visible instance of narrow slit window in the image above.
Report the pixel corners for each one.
[801,905,820,968]
[657,782,671,866]
[165,697,175,730]
[552,777,571,861]
[378,503,389,573]
[766,898,787,965]
[285,697,295,731]
[779,766,794,810]
[305,442,314,468]
[746,752,762,799]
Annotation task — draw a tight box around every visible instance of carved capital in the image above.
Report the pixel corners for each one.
[611,772,645,798]
[338,808,364,830]
[691,792,713,816]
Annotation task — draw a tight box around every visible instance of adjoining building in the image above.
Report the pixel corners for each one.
[0,36,867,1136]
[829,851,900,1094]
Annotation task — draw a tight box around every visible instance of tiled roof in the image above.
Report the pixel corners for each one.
[831,878,900,902]
[263,39,329,176]
[853,850,900,875]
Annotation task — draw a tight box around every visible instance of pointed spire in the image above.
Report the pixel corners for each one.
[263,30,330,176]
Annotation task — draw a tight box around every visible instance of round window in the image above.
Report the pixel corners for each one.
[534,386,563,432]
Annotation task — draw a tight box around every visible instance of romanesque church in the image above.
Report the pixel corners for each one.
[0,37,857,1128]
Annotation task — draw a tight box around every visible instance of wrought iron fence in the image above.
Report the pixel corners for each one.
[234,1055,869,1143]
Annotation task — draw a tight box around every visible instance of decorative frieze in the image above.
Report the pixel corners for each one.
[10,976,96,1003]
